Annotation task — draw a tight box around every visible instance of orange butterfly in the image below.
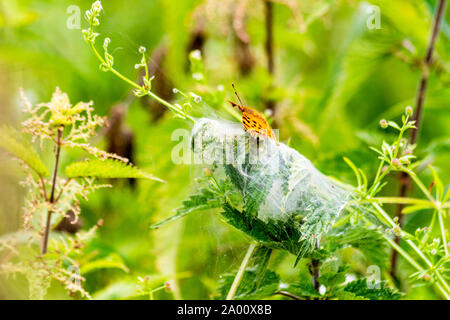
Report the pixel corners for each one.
[228,84,278,144]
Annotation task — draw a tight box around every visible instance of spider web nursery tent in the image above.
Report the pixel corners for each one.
[157,118,351,261]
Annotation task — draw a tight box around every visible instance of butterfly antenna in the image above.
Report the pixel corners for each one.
[231,83,244,107]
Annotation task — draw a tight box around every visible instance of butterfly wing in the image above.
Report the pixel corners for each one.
[228,100,278,143]
[242,107,278,143]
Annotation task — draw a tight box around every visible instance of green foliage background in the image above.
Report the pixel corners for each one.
[0,0,449,299]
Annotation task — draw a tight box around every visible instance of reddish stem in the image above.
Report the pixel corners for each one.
[391,0,447,281]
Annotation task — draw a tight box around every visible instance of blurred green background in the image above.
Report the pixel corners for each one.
[0,0,449,299]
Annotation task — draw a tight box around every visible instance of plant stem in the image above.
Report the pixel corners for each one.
[392,0,447,280]
[41,128,63,255]
[371,204,450,298]
[438,210,448,256]
[89,42,194,122]
[390,173,409,284]
[38,175,47,201]
[265,0,274,75]
[264,0,276,113]
[382,232,423,272]
[311,242,320,292]
[226,242,257,300]
[357,197,433,206]
[275,290,303,300]
[411,0,447,145]
[405,169,435,203]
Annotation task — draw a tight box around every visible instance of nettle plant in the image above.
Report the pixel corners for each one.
[0,88,161,299]
[80,1,449,300]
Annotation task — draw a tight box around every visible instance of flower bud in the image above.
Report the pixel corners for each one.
[392,158,401,168]
[103,37,110,48]
[379,119,388,129]
[405,106,413,116]
[190,50,202,60]
[202,168,212,177]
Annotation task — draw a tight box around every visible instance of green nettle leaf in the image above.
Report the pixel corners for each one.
[216,245,277,300]
[225,153,275,220]
[242,164,275,220]
[220,202,305,256]
[278,152,291,212]
[318,265,349,289]
[326,225,389,267]
[283,271,321,299]
[224,164,245,192]
[80,253,129,275]
[0,125,49,176]
[342,279,401,300]
[150,188,221,229]
[65,159,163,182]
[216,269,280,300]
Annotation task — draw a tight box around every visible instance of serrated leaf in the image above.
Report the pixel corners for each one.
[343,278,401,300]
[318,263,348,289]
[224,164,245,191]
[150,187,221,229]
[220,202,305,256]
[0,125,49,176]
[65,159,164,182]
[80,253,129,275]
[224,155,275,219]
[216,269,280,300]
[282,269,321,299]
[333,291,368,300]
[326,225,389,267]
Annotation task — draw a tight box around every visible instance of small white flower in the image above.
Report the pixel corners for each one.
[405,105,413,116]
[190,49,201,60]
[92,1,102,12]
[192,73,203,81]
[139,46,146,54]
[190,93,201,103]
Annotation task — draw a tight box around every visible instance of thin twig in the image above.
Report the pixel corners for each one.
[265,0,274,75]
[41,127,63,255]
[311,241,320,292]
[38,175,47,201]
[275,290,303,300]
[265,0,276,112]
[55,178,72,202]
[391,0,447,280]
[226,242,257,300]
